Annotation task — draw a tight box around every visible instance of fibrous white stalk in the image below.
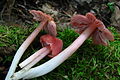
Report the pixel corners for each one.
[23,48,50,70]
[5,21,47,80]
[12,25,96,79]
[19,47,48,68]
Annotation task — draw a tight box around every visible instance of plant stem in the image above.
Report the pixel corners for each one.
[12,25,96,79]
[19,47,48,68]
[5,21,47,80]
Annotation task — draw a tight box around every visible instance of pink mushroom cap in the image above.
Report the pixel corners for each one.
[29,10,57,37]
[70,12,114,46]
[40,34,63,58]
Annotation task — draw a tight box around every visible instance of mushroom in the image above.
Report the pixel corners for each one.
[5,10,57,80]
[12,13,114,80]
[12,34,63,80]
[70,13,114,45]
[19,34,63,70]
[30,10,57,37]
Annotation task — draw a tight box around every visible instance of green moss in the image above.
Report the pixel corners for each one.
[0,24,120,80]
[57,28,79,49]
[33,26,120,80]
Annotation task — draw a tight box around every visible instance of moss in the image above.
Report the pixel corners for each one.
[0,24,120,80]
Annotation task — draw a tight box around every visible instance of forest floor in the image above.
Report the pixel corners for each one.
[0,0,120,80]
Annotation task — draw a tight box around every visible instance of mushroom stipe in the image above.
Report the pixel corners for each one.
[5,11,114,80]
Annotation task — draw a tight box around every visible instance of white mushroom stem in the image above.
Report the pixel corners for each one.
[5,21,47,80]
[19,47,49,68]
[23,49,50,70]
[12,25,96,80]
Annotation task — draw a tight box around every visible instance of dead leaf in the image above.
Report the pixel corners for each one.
[110,6,120,31]
[75,0,92,4]
[41,3,58,17]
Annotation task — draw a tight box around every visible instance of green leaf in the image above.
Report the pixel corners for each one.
[107,2,115,12]
[117,67,120,75]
